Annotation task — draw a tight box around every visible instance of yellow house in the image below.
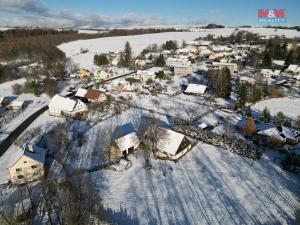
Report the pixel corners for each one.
[80,69,91,78]
[8,144,46,184]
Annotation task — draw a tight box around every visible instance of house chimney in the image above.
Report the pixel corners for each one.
[27,144,34,152]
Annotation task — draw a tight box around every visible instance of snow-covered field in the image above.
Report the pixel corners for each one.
[90,144,300,225]
[252,97,300,120]
[58,28,300,69]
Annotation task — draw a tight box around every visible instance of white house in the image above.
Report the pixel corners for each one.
[48,95,88,117]
[136,70,156,81]
[7,143,46,184]
[8,100,25,110]
[155,128,192,160]
[184,84,207,95]
[166,57,191,68]
[112,123,140,157]
[211,62,238,73]
[285,64,299,74]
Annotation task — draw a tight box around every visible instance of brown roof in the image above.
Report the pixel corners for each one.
[84,89,104,100]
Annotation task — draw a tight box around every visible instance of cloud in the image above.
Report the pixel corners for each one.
[0,0,162,28]
[0,0,48,15]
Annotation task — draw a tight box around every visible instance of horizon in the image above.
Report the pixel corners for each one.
[0,0,299,28]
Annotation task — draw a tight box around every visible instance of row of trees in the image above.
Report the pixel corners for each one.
[207,68,232,99]
[94,54,109,66]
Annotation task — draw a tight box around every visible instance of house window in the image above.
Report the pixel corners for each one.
[17,175,24,179]
[31,165,38,169]
[16,168,22,172]
[24,161,27,163]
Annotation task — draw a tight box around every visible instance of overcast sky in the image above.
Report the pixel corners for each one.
[0,0,299,28]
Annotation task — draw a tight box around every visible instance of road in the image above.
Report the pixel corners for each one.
[0,105,48,157]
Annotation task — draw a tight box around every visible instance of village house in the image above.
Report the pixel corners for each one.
[135,59,147,68]
[174,65,193,76]
[210,62,238,73]
[110,123,140,157]
[184,84,207,95]
[285,64,299,74]
[136,70,156,81]
[80,69,91,78]
[48,94,88,117]
[154,128,192,160]
[166,57,191,68]
[257,126,300,147]
[84,89,107,103]
[7,100,26,110]
[8,143,46,184]
[94,70,110,82]
[111,80,137,92]
[0,96,9,107]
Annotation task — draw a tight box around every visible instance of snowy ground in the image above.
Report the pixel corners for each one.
[252,97,300,120]
[58,28,300,69]
[90,143,300,225]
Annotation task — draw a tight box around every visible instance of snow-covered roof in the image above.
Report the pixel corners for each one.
[48,95,76,112]
[198,123,208,130]
[272,60,285,66]
[286,64,298,72]
[0,97,4,104]
[75,88,88,98]
[9,100,24,107]
[115,132,140,152]
[185,84,207,95]
[258,127,285,141]
[157,128,185,156]
[8,145,46,168]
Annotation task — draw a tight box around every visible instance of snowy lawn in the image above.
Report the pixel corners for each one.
[90,144,300,225]
[252,97,300,120]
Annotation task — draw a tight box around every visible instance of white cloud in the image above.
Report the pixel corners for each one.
[0,0,163,28]
[0,0,48,15]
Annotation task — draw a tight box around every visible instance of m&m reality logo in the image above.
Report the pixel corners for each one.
[258,9,286,23]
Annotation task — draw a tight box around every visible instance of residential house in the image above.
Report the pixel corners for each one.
[80,69,91,78]
[174,66,193,76]
[257,126,300,147]
[111,80,136,92]
[8,143,46,184]
[135,59,147,68]
[0,96,9,107]
[48,95,88,117]
[136,70,156,81]
[110,123,140,157]
[94,70,110,82]
[8,100,26,110]
[84,89,107,103]
[285,64,299,74]
[184,84,207,95]
[154,128,192,160]
[211,62,238,73]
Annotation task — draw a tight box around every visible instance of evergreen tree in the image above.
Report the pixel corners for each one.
[263,51,272,67]
[155,54,166,67]
[262,82,269,97]
[261,107,271,123]
[124,41,132,67]
[155,70,166,79]
[275,112,287,127]
[94,54,109,66]
[237,82,247,108]
[285,50,295,65]
[118,55,126,67]
[245,106,252,117]
[221,67,232,99]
